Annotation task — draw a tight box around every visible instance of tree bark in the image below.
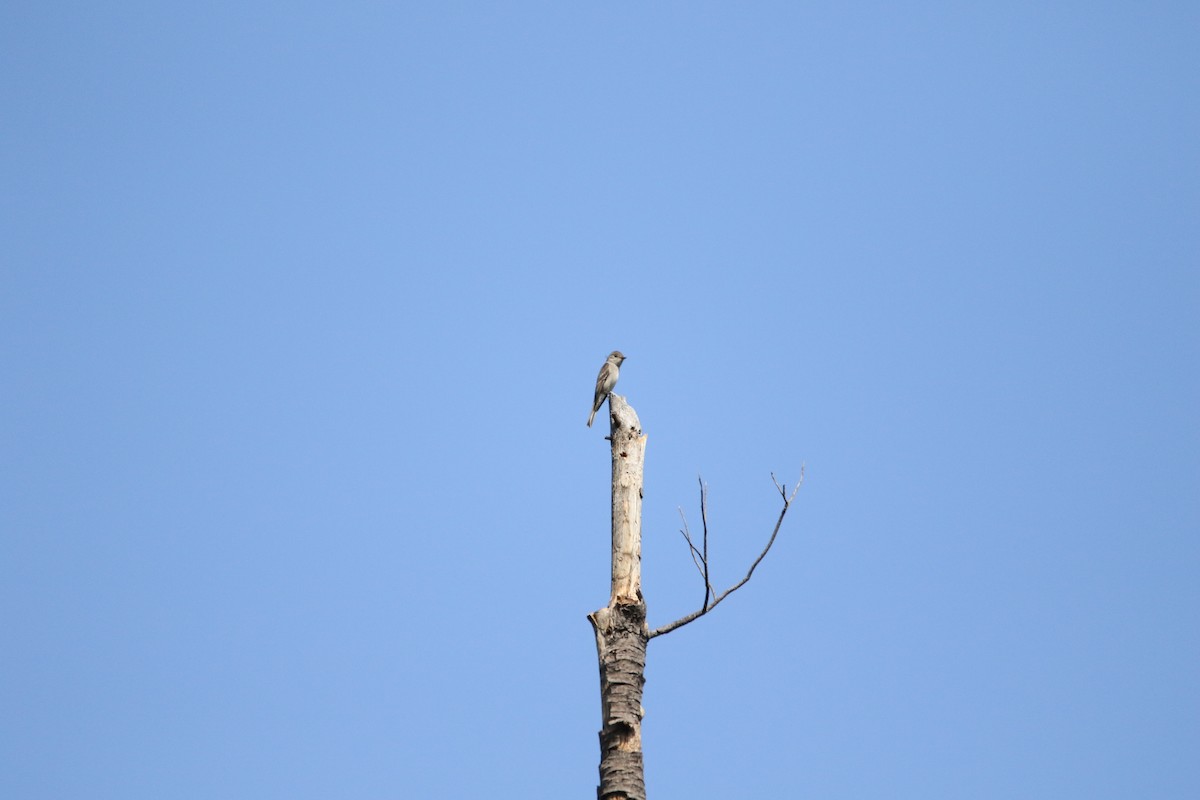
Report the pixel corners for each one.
[588,394,649,800]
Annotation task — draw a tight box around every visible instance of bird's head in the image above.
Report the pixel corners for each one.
[609,350,626,365]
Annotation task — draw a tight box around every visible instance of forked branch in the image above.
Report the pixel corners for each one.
[649,468,804,640]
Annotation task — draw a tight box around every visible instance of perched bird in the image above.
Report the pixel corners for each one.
[587,350,626,427]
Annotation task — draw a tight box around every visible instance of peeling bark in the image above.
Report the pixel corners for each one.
[589,602,647,800]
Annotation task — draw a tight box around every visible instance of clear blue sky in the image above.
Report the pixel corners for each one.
[3,2,1197,797]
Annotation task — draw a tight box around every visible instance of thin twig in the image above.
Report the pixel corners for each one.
[677,509,706,578]
[700,477,711,612]
[649,467,804,640]
[681,503,715,604]
[678,505,718,602]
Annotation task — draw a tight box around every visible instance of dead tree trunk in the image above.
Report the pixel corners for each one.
[586,392,802,798]
[588,394,648,800]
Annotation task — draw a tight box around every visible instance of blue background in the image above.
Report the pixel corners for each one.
[3,2,1197,797]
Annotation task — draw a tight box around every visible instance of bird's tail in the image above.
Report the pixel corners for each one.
[587,408,596,427]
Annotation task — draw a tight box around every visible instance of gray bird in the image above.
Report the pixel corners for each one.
[587,350,626,427]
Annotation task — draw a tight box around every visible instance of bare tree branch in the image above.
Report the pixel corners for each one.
[649,467,804,640]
